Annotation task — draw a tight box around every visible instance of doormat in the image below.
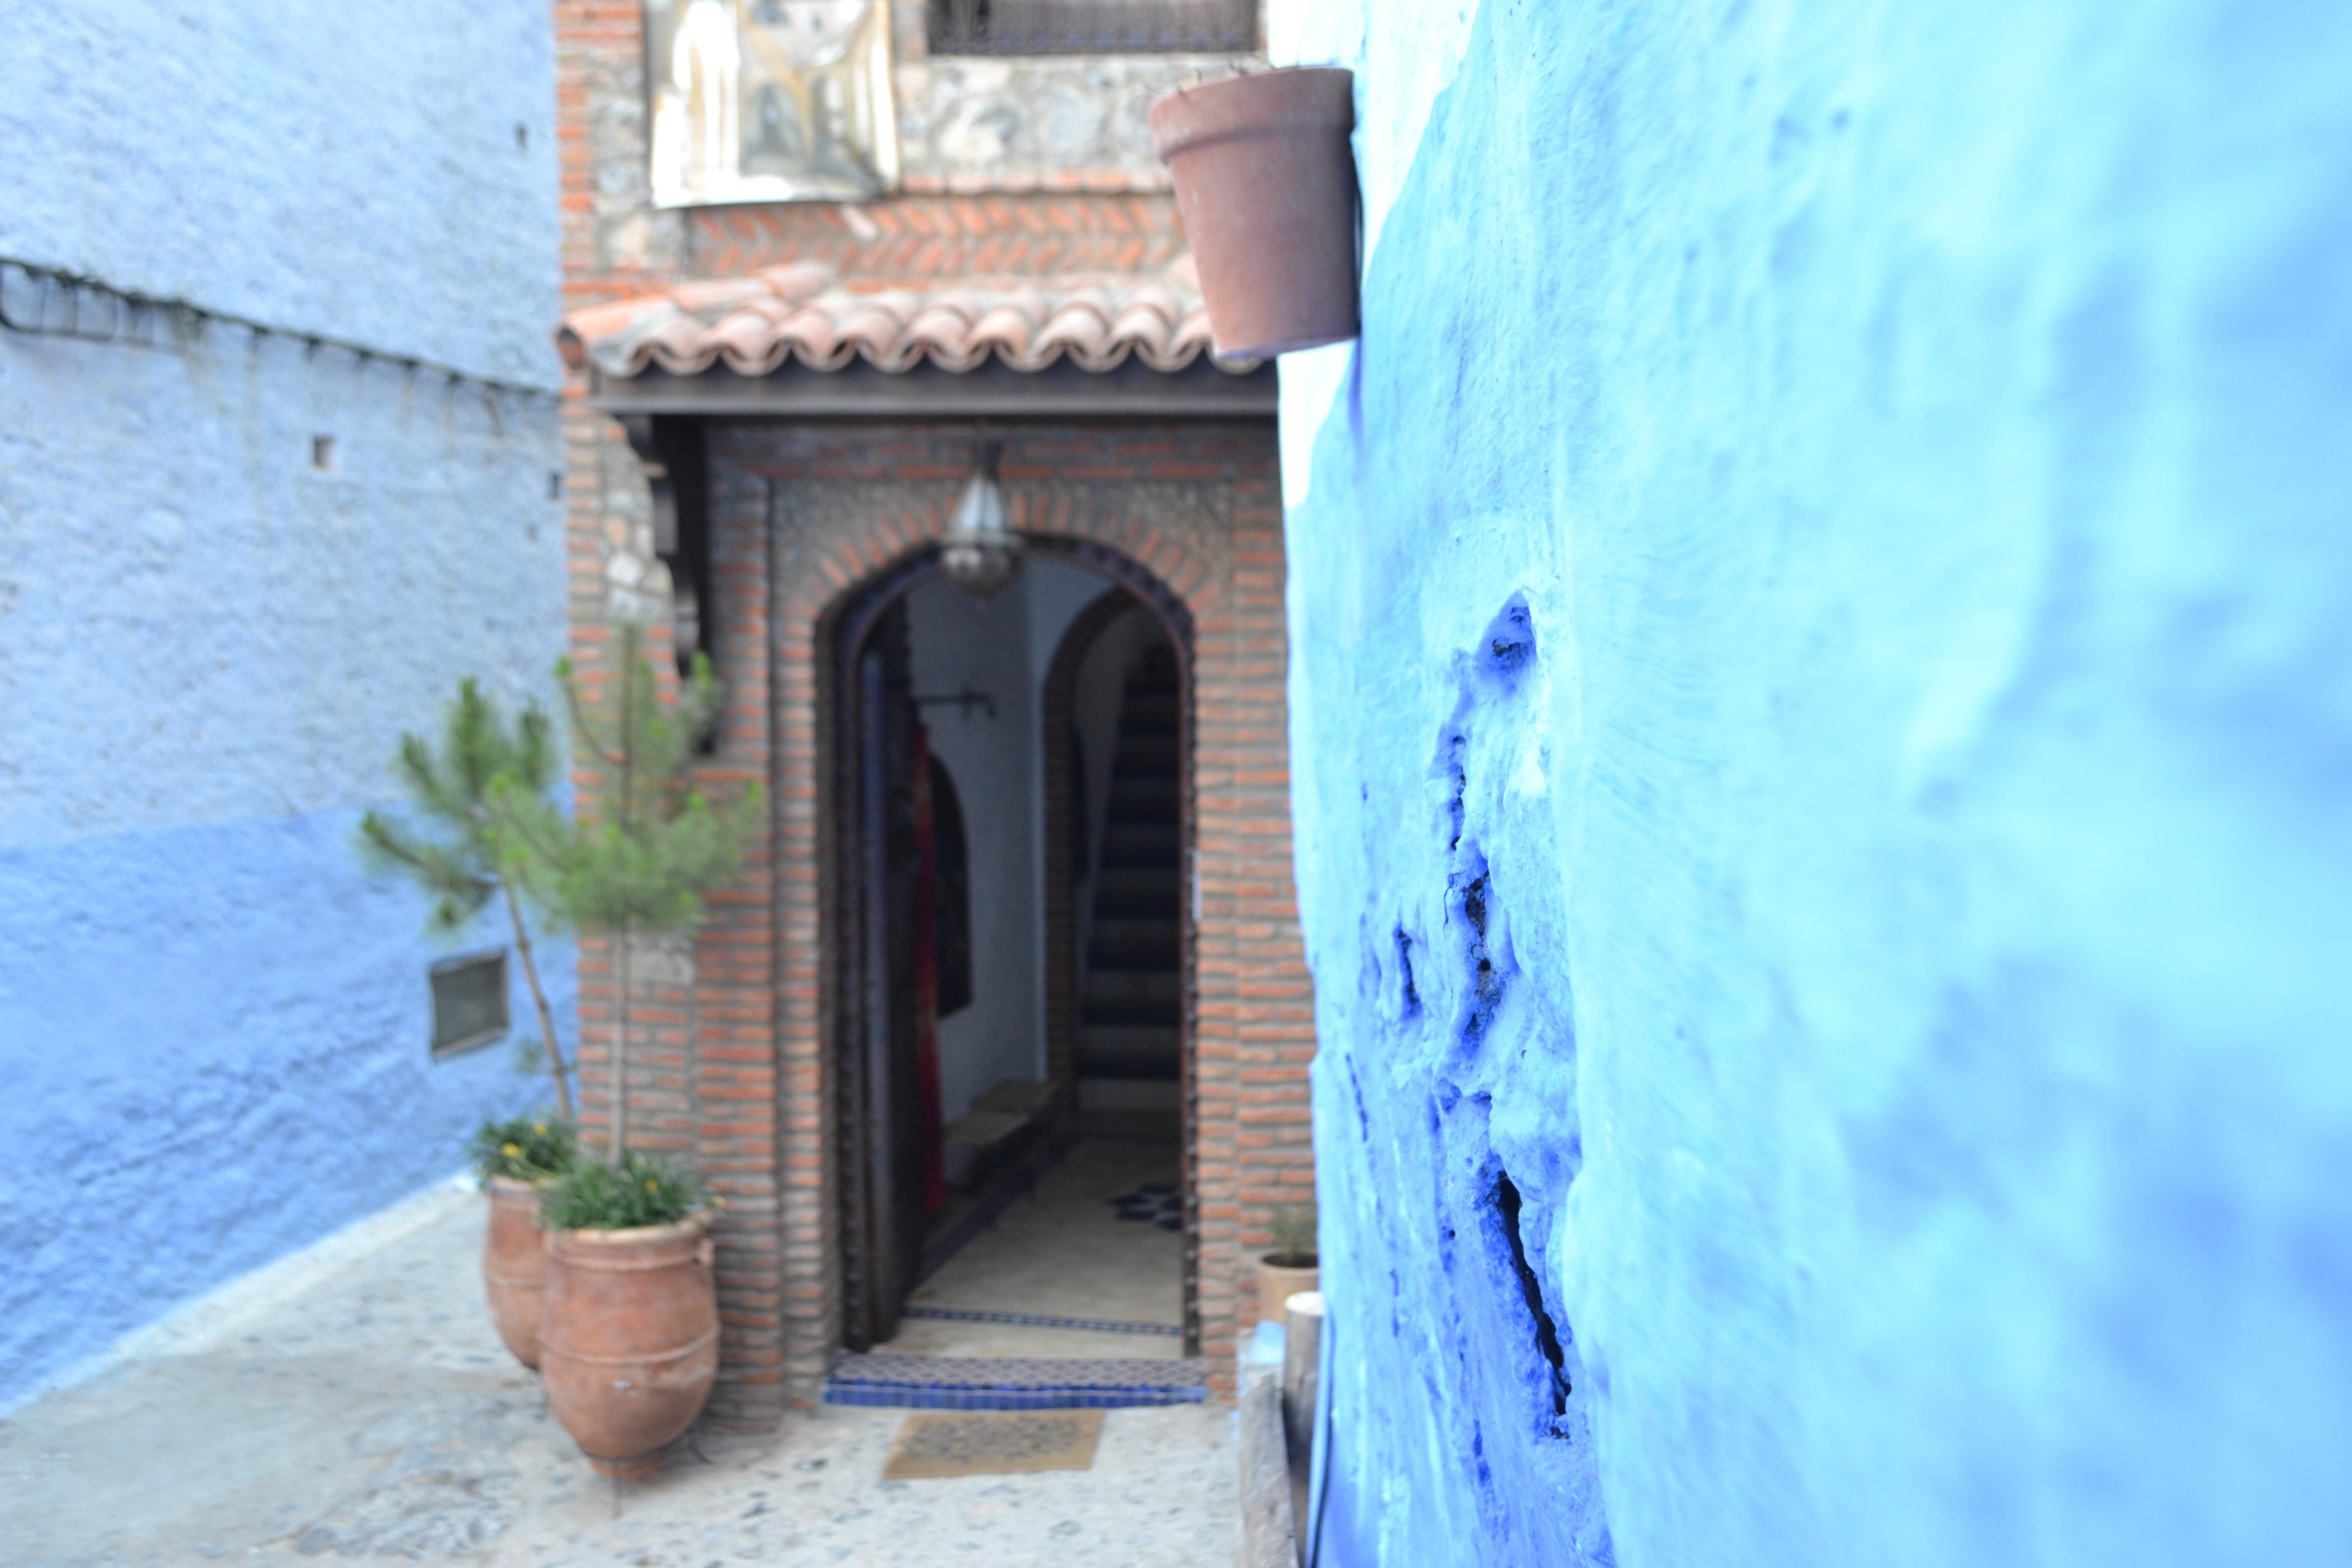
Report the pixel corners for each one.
[825,1353,1208,1410]
[881,1409,1105,1480]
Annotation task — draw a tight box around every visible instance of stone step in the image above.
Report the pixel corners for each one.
[1109,776,1180,816]
[1085,1003,1182,1029]
[1089,917,1180,968]
[1080,1024,1182,1076]
[1121,692,1179,730]
[1114,734,1179,773]
[825,1353,1205,1411]
[1085,1004,1182,1030]
[1093,868,1180,917]
[1079,1076,1183,1115]
[1084,969,1182,1009]
[1098,821,1180,868]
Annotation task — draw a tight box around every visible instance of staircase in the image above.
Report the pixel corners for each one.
[1079,647,1182,1104]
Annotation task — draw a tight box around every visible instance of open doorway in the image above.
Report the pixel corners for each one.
[831,546,1194,1363]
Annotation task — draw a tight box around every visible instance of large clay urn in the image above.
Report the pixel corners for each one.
[1150,67,1359,358]
[538,1218,719,1477]
[482,1177,548,1368]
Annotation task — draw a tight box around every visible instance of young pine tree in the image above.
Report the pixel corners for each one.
[356,678,577,1120]
[492,623,760,1164]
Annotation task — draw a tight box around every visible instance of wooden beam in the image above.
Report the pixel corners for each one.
[585,358,1278,419]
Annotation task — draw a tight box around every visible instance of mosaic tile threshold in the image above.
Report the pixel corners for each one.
[824,1353,1209,1410]
[901,1305,1185,1337]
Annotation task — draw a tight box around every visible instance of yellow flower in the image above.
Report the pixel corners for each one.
[501,1142,521,1159]
[532,1122,547,1135]
[645,1178,659,1192]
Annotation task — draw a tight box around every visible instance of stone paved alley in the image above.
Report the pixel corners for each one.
[0,1183,1235,1567]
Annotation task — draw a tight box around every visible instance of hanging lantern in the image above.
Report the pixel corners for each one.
[938,438,1022,599]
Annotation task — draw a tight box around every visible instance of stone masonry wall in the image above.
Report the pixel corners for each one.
[558,0,1257,299]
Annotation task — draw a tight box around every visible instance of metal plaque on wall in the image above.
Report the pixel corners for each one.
[429,950,510,1059]
[646,0,901,207]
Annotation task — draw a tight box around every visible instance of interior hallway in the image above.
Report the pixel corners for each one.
[886,1134,1188,1363]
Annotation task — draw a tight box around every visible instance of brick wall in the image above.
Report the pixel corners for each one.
[555,0,1312,1424]
[561,409,1314,1417]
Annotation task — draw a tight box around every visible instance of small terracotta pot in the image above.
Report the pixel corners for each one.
[1151,67,1359,359]
[1256,1255,1320,1325]
[539,1217,719,1477]
[482,1178,549,1368]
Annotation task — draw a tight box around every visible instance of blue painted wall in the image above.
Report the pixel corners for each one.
[0,2,570,1408]
[1275,2,2352,1564]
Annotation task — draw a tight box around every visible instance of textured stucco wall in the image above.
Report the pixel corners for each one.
[1276,2,2352,1565]
[0,0,558,384]
[892,54,1253,191]
[0,1,570,1409]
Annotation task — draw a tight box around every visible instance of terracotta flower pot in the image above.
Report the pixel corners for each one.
[1150,67,1359,359]
[538,1218,719,1477]
[482,1177,550,1368]
[1256,1254,1320,1325]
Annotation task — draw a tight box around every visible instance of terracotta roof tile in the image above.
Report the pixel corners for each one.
[684,197,1190,283]
[557,262,1251,380]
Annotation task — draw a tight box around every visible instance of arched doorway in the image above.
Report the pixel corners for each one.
[826,536,1198,1356]
[559,413,1306,1422]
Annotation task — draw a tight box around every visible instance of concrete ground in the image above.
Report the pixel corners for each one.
[0,1167,1235,1567]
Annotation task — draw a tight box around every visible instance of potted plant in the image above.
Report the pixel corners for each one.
[533,1153,721,1477]
[493,624,756,1477]
[1149,67,1359,358]
[356,677,578,1119]
[470,1114,579,1367]
[1257,1203,1321,1325]
[358,678,582,1368]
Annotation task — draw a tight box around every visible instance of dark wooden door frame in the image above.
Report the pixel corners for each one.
[841,599,922,1350]
[824,535,1199,1355]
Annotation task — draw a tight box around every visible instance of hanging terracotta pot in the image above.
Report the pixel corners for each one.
[482,1177,549,1368]
[1150,67,1359,359]
[538,1218,719,1477]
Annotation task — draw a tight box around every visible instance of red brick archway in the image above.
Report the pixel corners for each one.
[825,540,1198,1354]
[564,414,1313,1424]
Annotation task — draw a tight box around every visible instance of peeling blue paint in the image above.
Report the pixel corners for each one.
[1282,2,2352,1564]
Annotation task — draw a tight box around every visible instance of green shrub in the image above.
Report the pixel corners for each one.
[358,677,577,1120]
[490,624,758,1164]
[470,1113,578,1185]
[538,1150,714,1232]
[1267,1203,1319,1267]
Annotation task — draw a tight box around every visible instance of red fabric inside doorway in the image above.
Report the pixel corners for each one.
[910,723,946,1214]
